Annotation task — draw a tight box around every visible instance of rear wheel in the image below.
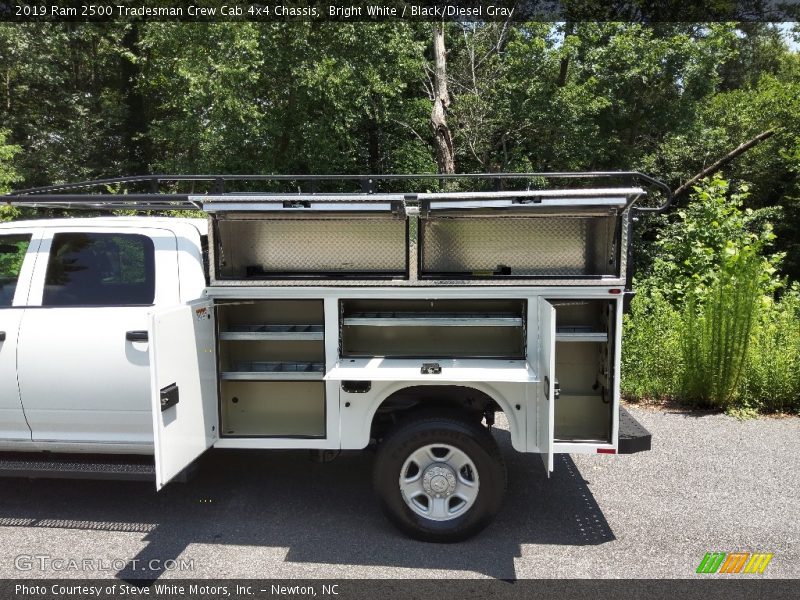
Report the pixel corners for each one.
[373,410,507,542]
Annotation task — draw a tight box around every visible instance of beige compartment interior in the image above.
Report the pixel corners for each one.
[220,381,326,437]
[340,299,526,358]
[217,300,326,438]
[551,300,613,443]
[217,300,324,329]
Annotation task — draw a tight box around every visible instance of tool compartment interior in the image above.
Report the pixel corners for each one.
[551,299,614,443]
[216,300,326,437]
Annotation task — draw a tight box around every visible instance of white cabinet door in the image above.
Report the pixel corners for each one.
[0,231,39,441]
[149,300,218,489]
[537,297,556,473]
[17,227,179,446]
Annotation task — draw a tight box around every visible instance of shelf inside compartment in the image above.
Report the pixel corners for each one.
[220,380,325,437]
[340,299,526,358]
[342,312,522,327]
[221,361,325,381]
[219,324,324,341]
[217,299,324,330]
[555,326,608,343]
[550,299,611,333]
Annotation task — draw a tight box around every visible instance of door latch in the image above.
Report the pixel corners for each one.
[420,362,442,375]
[160,383,179,412]
[544,376,561,400]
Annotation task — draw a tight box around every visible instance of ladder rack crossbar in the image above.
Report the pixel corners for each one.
[3,172,672,213]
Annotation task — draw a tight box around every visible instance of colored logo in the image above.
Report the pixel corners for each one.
[696,552,773,574]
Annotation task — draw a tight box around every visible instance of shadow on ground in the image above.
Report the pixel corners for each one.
[0,429,614,580]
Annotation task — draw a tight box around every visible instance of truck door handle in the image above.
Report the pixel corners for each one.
[126,330,148,342]
[0,331,5,342]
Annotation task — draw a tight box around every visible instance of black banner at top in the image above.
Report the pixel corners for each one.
[1,0,798,23]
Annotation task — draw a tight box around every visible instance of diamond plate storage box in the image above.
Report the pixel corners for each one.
[215,215,407,279]
[420,214,618,278]
[203,184,640,285]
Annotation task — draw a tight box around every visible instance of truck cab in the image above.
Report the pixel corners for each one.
[0,217,207,453]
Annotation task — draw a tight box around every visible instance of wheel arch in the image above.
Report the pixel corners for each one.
[339,381,527,452]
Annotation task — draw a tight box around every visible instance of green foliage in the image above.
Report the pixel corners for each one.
[623,176,800,414]
[738,286,800,413]
[0,235,29,283]
[646,175,783,302]
[137,23,430,175]
[0,129,21,222]
[0,24,135,186]
[621,288,682,400]
[679,244,763,408]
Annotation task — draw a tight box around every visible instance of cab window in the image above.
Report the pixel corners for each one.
[0,234,32,307]
[42,232,155,307]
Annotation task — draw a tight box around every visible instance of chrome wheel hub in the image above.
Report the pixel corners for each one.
[399,443,480,522]
[422,465,457,497]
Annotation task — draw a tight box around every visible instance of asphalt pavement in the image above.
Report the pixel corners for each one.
[0,405,797,580]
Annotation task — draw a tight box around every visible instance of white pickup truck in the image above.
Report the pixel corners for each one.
[1,173,660,542]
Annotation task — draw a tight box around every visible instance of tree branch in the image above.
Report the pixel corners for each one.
[672,130,775,198]
[391,119,430,147]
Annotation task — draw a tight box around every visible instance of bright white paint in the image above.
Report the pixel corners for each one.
[149,300,218,489]
[325,358,538,383]
[16,226,179,445]
[0,226,41,441]
[536,298,556,473]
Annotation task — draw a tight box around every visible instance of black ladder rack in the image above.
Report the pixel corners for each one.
[2,172,673,214]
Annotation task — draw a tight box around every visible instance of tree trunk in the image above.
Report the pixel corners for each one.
[672,130,775,198]
[557,22,575,87]
[431,24,455,175]
[121,24,150,173]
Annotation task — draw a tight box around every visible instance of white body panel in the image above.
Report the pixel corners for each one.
[336,379,530,452]
[325,358,537,383]
[150,300,218,489]
[16,226,179,444]
[0,308,32,441]
[535,298,556,472]
[0,217,207,453]
[0,227,41,441]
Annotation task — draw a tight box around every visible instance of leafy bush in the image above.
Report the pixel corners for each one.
[621,287,682,400]
[0,129,21,222]
[623,175,800,414]
[738,286,800,414]
[679,244,763,408]
[645,174,782,302]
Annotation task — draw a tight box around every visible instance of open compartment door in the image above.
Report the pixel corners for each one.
[149,300,218,490]
[537,297,556,473]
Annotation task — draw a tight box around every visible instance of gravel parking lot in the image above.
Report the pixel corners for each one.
[0,405,797,580]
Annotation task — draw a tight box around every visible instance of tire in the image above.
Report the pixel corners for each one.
[373,409,507,542]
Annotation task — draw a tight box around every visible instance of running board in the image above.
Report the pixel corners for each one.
[618,407,652,454]
[0,453,155,481]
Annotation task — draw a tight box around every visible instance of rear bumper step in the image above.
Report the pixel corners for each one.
[618,406,652,454]
[0,452,155,481]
